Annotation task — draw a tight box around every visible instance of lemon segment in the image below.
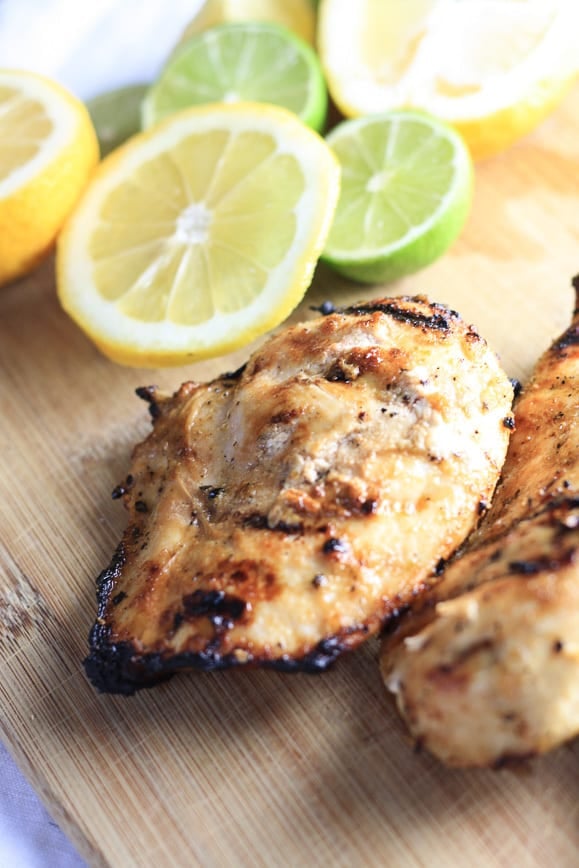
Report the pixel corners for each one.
[57,102,340,367]
[318,0,579,159]
[0,69,99,286]
[322,111,472,284]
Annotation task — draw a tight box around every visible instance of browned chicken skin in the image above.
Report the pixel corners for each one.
[85,296,513,694]
[381,283,579,767]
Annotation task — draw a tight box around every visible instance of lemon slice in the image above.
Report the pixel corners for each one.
[57,102,340,367]
[318,0,578,159]
[0,69,98,287]
[321,111,473,284]
[176,0,316,48]
[143,22,327,133]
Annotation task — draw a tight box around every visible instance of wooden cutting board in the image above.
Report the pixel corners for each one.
[1,84,579,868]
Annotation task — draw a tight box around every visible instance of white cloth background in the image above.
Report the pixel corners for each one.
[0,1,203,864]
[0,0,203,99]
[0,743,85,867]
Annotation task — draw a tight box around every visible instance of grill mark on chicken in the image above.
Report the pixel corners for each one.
[84,295,513,694]
[381,279,579,767]
[508,535,577,574]
[182,589,246,625]
[222,362,247,380]
[344,297,457,332]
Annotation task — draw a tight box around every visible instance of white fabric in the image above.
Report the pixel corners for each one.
[0,0,203,99]
[0,1,203,864]
[0,744,85,867]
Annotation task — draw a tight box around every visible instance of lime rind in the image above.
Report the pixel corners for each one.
[321,110,473,284]
[142,21,328,133]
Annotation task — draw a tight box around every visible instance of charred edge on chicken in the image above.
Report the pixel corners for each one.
[85,633,349,697]
[84,540,358,693]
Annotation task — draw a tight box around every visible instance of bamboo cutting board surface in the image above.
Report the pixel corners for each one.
[1,85,579,868]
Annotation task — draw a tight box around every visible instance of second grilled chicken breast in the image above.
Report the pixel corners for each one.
[85,296,513,694]
[381,284,579,767]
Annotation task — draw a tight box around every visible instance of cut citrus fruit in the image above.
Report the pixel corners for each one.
[143,22,327,133]
[0,69,99,287]
[87,84,148,157]
[57,102,340,367]
[318,0,578,159]
[321,111,472,284]
[175,0,316,48]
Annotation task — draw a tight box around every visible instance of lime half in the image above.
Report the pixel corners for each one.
[322,112,473,284]
[142,21,327,132]
[87,84,148,157]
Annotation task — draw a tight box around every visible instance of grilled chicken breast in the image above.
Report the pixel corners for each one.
[85,296,513,694]
[381,284,579,767]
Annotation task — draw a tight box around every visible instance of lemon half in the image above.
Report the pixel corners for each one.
[0,69,98,286]
[318,0,578,159]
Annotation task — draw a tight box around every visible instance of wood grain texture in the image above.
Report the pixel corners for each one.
[1,84,579,868]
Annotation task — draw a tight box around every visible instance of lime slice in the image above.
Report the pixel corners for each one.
[87,84,148,157]
[321,111,473,284]
[142,21,328,133]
